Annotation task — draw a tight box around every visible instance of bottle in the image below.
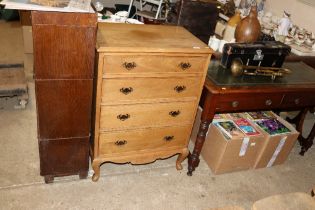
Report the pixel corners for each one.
[235,5,261,43]
[223,10,241,42]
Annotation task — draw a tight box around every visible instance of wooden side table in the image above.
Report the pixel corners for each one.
[188,61,315,175]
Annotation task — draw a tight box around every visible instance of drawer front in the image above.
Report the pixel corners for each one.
[99,126,191,155]
[101,77,202,103]
[103,55,207,74]
[100,101,196,130]
[217,93,283,112]
[281,92,315,108]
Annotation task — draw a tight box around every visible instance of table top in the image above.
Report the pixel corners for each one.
[207,61,315,87]
[96,23,212,53]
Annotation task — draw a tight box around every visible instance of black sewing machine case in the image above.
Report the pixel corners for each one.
[221,41,291,68]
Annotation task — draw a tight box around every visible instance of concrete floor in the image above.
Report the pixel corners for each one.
[0,20,314,210]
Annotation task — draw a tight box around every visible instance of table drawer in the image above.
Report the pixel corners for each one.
[101,77,202,103]
[217,93,283,112]
[100,101,196,130]
[99,125,191,155]
[103,55,207,74]
[282,92,315,108]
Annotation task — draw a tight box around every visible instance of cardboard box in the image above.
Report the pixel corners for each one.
[191,107,265,174]
[23,53,34,81]
[253,114,299,169]
[203,123,265,174]
[22,26,33,54]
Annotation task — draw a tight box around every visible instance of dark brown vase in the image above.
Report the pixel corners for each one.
[235,6,261,43]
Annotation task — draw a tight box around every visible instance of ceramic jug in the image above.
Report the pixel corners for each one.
[235,5,261,43]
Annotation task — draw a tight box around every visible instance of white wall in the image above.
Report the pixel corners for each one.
[265,0,315,32]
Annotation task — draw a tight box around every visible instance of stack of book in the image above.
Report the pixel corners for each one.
[213,111,291,139]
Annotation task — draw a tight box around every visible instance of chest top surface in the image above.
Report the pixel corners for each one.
[96,23,212,54]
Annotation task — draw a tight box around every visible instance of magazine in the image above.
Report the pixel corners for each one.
[228,112,245,120]
[245,111,275,120]
[213,114,230,122]
[233,118,260,136]
[214,120,244,139]
[255,119,291,135]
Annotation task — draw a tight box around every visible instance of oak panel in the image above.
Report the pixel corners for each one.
[35,79,93,139]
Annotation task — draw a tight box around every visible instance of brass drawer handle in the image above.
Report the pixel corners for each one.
[120,87,133,95]
[265,99,272,106]
[115,140,127,146]
[164,136,174,141]
[295,98,300,105]
[179,62,191,70]
[117,114,130,121]
[122,62,137,70]
[174,85,186,93]
[169,110,180,117]
[232,101,239,108]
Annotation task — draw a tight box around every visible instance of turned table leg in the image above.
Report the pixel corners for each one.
[187,120,211,176]
[286,108,315,155]
[299,122,315,155]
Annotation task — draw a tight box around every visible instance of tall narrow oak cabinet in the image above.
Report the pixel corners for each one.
[92,23,212,181]
[32,11,97,183]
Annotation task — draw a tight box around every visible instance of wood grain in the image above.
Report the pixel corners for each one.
[99,125,190,155]
[32,11,97,182]
[35,79,93,139]
[96,23,212,54]
[101,77,201,103]
[92,23,212,181]
[103,54,207,74]
[100,101,196,131]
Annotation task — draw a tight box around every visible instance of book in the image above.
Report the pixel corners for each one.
[233,118,260,136]
[255,119,291,135]
[213,113,230,122]
[214,120,244,139]
[228,112,245,120]
[245,111,275,120]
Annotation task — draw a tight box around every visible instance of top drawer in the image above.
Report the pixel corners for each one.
[102,55,207,74]
[216,93,283,112]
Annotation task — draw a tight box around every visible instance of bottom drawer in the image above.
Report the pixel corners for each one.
[99,125,191,155]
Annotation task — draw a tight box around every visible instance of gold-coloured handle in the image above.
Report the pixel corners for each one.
[117,114,130,121]
[169,110,180,117]
[115,140,127,146]
[294,98,300,105]
[179,62,191,70]
[265,99,272,106]
[164,136,174,141]
[120,87,133,95]
[232,101,239,108]
[174,85,186,93]
[122,62,137,70]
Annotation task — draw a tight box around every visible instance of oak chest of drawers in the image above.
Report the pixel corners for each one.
[91,23,212,181]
